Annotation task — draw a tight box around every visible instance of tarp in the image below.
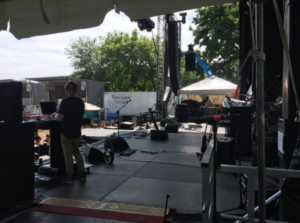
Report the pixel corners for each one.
[85,102,100,111]
[0,0,237,39]
[85,80,105,108]
[178,76,238,95]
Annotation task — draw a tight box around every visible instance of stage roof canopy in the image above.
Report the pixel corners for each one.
[178,76,238,95]
[25,76,106,106]
[25,76,80,85]
[0,79,19,83]
[0,0,236,39]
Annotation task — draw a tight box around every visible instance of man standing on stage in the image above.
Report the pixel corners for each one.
[54,82,86,184]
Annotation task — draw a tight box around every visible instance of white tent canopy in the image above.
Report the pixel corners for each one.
[0,0,236,39]
[178,76,238,95]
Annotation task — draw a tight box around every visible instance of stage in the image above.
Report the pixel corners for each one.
[3,123,262,223]
[81,128,136,140]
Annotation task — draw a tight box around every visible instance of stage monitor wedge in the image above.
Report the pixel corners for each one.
[104,137,129,153]
[0,82,23,123]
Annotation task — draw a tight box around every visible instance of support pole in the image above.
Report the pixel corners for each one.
[255,2,266,223]
[213,123,217,223]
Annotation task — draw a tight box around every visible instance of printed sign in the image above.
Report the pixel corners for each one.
[112,95,131,103]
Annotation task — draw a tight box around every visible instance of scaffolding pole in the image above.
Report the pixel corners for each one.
[256,2,266,223]
[156,15,166,117]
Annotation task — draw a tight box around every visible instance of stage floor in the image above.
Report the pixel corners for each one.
[3,123,246,223]
[81,128,135,140]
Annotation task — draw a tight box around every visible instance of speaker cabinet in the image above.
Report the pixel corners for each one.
[150,130,169,140]
[0,122,34,210]
[104,137,129,153]
[120,123,134,130]
[176,104,189,122]
[238,133,252,157]
[168,21,181,96]
[230,106,251,135]
[84,145,104,163]
[165,124,179,133]
[217,137,235,167]
[185,52,196,71]
[0,82,23,123]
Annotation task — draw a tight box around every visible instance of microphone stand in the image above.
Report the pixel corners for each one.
[113,100,131,152]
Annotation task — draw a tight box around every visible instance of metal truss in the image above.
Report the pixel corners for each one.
[156,15,166,117]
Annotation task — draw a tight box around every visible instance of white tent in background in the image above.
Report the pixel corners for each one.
[178,76,238,95]
[84,102,101,111]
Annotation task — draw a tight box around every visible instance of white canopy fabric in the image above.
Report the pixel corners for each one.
[84,102,101,111]
[0,0,236,39]
[178,76,238,95]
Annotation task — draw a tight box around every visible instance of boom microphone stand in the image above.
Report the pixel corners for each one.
[114,100,131,152]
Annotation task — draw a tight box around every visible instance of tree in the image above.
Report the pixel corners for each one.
[65,30,156,91]
[190,3,239,83]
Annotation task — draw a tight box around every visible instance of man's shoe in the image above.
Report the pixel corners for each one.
[78,172,86,181]
[62,175,74,184]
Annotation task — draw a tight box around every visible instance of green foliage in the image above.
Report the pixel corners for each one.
[190,3,239,83]
[65,30,156,91]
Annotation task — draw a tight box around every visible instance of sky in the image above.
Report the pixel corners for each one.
[0,9,197,81]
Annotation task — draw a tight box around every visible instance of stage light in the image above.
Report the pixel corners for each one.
[136,18,155,32]
[179,12,187,24]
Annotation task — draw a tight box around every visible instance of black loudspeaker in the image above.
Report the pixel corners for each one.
[0,82,23,123]
[182,100,198,117]
[104,137,129,153]
[150,130,169,140]
[238,133,252,157]
[217,137,235,167]
[176,104,189,122]
[160,118,176,127]
[185,51,196,71]
[230,106,252,135]
[84,145,103,163]
[165,124,179,133]
[120,122,134,130]
[0,122,34,210]
[168,21,181,96]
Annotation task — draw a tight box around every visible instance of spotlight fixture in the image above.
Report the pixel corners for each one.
[136,18,155,32]
[179,12,187,24]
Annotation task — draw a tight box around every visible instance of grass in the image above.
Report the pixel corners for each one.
[37,129,50,141]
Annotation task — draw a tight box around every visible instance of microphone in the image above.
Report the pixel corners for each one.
[195,115,229,124]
